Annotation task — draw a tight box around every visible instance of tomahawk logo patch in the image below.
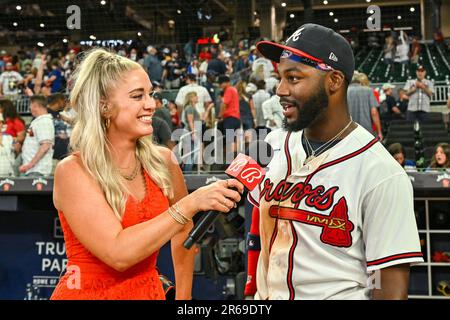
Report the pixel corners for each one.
[262,177,354,248]
[269,197,354,248]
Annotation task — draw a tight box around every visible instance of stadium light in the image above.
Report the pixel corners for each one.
[177,9,181,14]
[100,0,106,5]
[366,0,371,3]
[40,23,45,28]
[16,5,22,10]
[37,42,44,47]
[13,22,18,27]
[90,35,96,40]
[334,18,339,23]
[290,13,295,18]
[137,32,142,37]
[62,39,68,43]
[410,7,415,12]
[329,12,334,16]
[281,2,286,7]
[323,1,328,4]
[397,15,402,20]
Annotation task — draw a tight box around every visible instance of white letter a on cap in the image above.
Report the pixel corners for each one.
[286,27,305,43]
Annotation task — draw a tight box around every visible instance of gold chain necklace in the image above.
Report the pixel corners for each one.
[120,159,141,181]
[304,117,353,165]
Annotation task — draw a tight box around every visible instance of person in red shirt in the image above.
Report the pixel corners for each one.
[199,47,212,62]
[0,99,25,155]
[168,100,181,129]
[218,75,241,152]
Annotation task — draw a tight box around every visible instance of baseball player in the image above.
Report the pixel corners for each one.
[245,24,423,300]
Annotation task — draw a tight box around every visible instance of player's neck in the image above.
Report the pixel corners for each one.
[305,108,354,142]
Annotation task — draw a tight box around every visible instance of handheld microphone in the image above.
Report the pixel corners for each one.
[183,141,273,249]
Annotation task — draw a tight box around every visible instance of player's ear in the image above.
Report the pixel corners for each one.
[327,71,345,93]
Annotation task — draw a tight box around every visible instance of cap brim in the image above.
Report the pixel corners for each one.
[256,41,321,63]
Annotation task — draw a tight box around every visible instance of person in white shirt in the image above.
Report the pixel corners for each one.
[0,62,24,97]
[394,31,410,64]
[246,23,422,300]
[403,65,434,122]
[265,72,280,94]
[0,113,14,177]
[198,58,209,85]
[252,52,274,80]
[262,94,284,130]
[252,80,271,128]
[19,95,54,176]
[175,73,212,119]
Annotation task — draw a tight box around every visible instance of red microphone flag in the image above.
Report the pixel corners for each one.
[225,153,265,191]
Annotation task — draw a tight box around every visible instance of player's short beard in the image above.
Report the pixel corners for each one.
[282,78,329,132]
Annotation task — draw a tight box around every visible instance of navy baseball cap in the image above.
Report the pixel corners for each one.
[218,75,230,84]
[257,23,355,83]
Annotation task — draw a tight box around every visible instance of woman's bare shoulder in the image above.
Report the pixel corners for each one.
[155,146,179,167]
[53,154,106,211]
[55,154,84,175]
[54,154,96,188]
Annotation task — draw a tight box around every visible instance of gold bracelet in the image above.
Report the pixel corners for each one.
[169,205,187,224]
[170,207,186,225]
[172,202,192,223]
[171,203,188,224]
[168,207,186,225]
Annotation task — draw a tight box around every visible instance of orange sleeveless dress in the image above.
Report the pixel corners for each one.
[51,170,168,300]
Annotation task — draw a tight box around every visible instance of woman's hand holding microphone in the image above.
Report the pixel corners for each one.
[175,179,245,221]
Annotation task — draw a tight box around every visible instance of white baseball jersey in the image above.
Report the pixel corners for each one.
[248,124,423,300]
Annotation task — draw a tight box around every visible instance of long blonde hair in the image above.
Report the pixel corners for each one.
[69,48,172,220]
[183,91,198,108]
[235,80,249,102]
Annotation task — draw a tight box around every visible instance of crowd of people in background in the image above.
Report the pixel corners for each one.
[0,33,449,177]
[382,30,416,65]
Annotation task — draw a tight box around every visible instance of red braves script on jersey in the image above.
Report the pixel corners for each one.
[248,124,423,299]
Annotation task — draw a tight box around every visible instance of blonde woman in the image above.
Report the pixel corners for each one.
[181,92,201,172]
[249,64,265,83]
[50,49,243,300]
[181,92,201,136]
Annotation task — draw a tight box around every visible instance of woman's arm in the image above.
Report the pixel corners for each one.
[187,112,195,132]
[16,130,26,144]
[34,54,47,94]
[249,98,257,123]
[53,155,243,273]
[161,147,196,299]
